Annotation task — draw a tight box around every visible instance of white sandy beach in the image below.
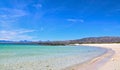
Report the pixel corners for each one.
[77,44,120,70]
[1,44,120,70]
[0,45,105,70]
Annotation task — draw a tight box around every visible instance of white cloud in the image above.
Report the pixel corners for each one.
[0,29,36,41]
[0,8,28,29]
[67,18,84,23]
[0,8,27,18]
[33,4,42,8]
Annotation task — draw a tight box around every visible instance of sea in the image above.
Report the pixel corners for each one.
[0,44,107,70]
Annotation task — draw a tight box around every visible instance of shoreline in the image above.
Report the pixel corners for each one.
[0,44,107,70]
[64,46,114,70]
[64,44,120,70]
[1,44,119,70]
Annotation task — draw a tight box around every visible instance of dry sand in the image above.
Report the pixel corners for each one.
[78,44,120,70]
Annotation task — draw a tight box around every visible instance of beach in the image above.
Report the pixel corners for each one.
[0,44,107,70]
[0,44,120,70]
[66,44,120,70]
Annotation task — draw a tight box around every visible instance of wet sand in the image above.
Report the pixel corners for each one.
[65,44,120,70]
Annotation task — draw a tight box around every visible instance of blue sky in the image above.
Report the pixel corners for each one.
[0,0,120,41]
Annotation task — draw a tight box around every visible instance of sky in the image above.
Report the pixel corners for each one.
[0,0,120,41]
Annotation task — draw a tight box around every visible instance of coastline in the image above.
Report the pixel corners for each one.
[1,44,120,70]
[0,44,106,70]
[65,44,120,70]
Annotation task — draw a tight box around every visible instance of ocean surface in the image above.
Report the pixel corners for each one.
[0,44,107,70]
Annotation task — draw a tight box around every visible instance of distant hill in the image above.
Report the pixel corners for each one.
[0,40,12,43]
[70,36,120,44]
[1,36,120,45]
[38,36,120,45]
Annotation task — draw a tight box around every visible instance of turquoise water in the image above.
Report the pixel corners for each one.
[0,44,107,70]
[0,44,106,62]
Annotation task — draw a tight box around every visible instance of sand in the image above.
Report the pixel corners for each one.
[1,44,120,70]
[75,44,120,70]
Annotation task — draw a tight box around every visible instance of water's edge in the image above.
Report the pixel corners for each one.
[64,46,115,70]
[0,44,109,70]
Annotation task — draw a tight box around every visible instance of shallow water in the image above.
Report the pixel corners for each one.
[0,44,107,70]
